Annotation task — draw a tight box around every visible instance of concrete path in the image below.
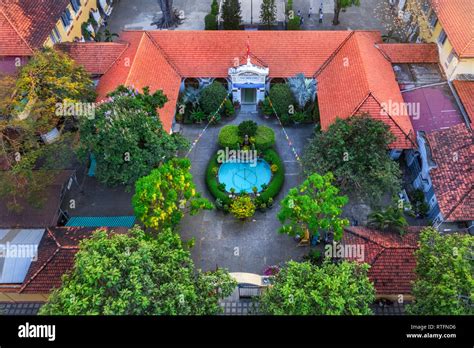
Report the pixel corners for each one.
[178,108,314,274]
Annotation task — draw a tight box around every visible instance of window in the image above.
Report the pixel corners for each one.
[70,0,81,13]
[50,26,61,43]
[428,11,438,28]
[438,29,447,45]
[446,48,457,65]
[60,8,73,29]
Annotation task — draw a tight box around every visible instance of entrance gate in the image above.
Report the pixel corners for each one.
[242,88,256,104]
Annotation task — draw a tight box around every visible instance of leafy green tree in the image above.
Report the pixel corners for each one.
[268,83,295,118]
[333,0,361,25]
[39,227,236,315]
[133,158,213,232]
[205,13,218,30]
[260,0,277,28]
[222,0,242,30]
[303,115,401,204]
[260,260,375,315]
[211,0,219,16]
[0,49,95,212]
[199,81,228,117]
[407,228,474,315]
[368,205,408,235]
[78,86,188,186]
[278,172,349,241]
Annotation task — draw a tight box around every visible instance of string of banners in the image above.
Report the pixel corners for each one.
[185,92,232,158]
[266,96,303,166]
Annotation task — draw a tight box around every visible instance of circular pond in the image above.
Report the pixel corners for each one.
[218,159,271,193]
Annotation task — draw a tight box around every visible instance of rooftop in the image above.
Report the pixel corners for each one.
[425,123,473,222]
[342,226,422,296]
[453,79,474,125]
[431,0,474,58]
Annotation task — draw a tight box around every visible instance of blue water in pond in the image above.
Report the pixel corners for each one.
[218,159,271,193]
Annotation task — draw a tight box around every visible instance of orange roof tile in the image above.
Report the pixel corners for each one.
[343,226,422,296]
[432,0,474,58]
[0,0,70,55]
[425,124,474,222]
[0,6,32,56]
[453,80,474,124]
[317,32,415,149]
[377,43,439,63]
[56,42,130,75]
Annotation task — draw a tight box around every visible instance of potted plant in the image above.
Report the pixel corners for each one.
[267,197,274,209]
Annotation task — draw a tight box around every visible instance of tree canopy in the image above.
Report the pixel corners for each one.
[278,172,349,241]
[222,0,242,30]
[303,115,401,204]
[132,158,213,232]
[260,0,277,28]
[78,86,188,186]
[407,228,474,315]
[39,227,236,315]
[259,260,375,315]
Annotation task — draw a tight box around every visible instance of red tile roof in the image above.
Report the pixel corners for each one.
[431,0,474,58]
[377,43,439,63]
[317,32,415,149]
[56,42,130,75]
[342,226,422,296]
[20,227,127,294]
[425,124,474,222]
[63,30,427,140]
[453,80,474,124]
[0,0,70,55]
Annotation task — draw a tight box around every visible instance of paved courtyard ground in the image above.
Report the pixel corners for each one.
[178,107,314,273]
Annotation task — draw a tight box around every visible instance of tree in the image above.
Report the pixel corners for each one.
[0,49,95,212]
[133,158,213,232]
[260,0,277,28]
[94,29,119,42]
[278,172,349,242]
[374,0,433,43]
[211,0,219,16]
[199,81,228,117]
[407,228,474,315]
[205,13,218,30]
[260,260,375,315]
[222,0,242,30]
[368,205,408,235]
[303,115,401,204]
[39,227,236,315]
[238,120,258,137]
[287,73,317,110]
[78,86,188,186]
[333,0,361,26]
[152,0,182,29]
[268,83,295,117]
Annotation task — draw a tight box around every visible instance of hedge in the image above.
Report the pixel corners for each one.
[218,125,240,149]
[260,149,285,203]
[206,154,232,205]
[255,126,275,150]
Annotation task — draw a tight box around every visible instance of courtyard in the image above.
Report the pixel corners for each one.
[178,106,313,273]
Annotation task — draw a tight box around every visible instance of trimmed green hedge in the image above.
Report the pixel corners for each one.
[260,149,284,203]
[218,125,240,149]
[255,126,275,150]
[206,154,232,205]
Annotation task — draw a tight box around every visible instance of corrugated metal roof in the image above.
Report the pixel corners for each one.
[0,229,45,284]
[66,216,136,228]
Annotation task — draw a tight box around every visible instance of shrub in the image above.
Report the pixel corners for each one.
[230,196,255,219]
[200,82,228,116]
[190,109,206,123]
[261,97,273,116]
[206,154,232,206]
[211,0,219,16]
[260,149,284,203]
[224,98,235,117]
[238,120,258,137]
[287,16,300,30]
[268,84,295,117]
[255,126,275,150]
[218,125,240,149]
[205,13,218,30]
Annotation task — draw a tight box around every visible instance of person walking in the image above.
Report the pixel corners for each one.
[319,11,323,24]
[308,7,312,18]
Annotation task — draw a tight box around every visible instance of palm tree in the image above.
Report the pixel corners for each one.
[181,86,203,110]
[287,73,317,110]
[368,206,408,235]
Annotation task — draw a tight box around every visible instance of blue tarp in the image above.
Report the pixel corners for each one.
[233,83,265,89]
[66,216,136,228]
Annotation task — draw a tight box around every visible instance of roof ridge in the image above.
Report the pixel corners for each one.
[442,183,473,221]
[0,6,34,54]
[101,41,130,77]
[124,32,147,87]
[144,32,183,78]
[345,227,417,249]
[313,31,355,78]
